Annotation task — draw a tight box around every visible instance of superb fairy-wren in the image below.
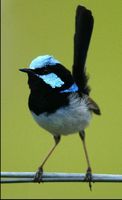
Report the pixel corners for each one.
[19,5,101,190]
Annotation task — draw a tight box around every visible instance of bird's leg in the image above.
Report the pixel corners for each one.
[79,130,92,191]
[34,135,61,183]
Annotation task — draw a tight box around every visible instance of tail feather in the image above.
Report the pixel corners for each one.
[72,5,94,95]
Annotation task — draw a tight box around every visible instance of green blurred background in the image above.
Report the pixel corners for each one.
[1,0,122,198]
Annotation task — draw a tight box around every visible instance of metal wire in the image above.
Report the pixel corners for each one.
[1,172,122,183]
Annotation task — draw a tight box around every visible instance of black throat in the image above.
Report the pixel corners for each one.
[28,90,69,115]
[27,63,77,115]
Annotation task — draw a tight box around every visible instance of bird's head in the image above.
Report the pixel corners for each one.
[19,55,78,94]
[19,55,65,92]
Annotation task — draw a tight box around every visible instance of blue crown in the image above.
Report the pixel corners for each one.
[29,55,60,69]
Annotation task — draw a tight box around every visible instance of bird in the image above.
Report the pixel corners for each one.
[19,5,101,190]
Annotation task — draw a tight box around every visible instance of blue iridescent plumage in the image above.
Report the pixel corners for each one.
[29,55,60,69]
[37,73,64,88]
[60,83,78,93]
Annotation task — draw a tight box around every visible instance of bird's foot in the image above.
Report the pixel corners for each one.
[84,167,92,191]
[34,167,43,183]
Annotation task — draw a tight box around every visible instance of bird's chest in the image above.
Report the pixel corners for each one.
[31,94,92,136]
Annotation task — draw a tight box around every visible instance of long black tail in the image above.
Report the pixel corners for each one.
[72,5,94,95]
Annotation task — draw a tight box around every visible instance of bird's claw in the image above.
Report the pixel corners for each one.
[34,167,43,183]
[84,167,92,191]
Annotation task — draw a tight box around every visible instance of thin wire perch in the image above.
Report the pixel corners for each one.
[1,172,122,183]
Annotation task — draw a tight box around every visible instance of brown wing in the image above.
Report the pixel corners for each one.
[87,97,101,115]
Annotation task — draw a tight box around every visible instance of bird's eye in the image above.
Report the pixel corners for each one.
[34,67,50,75]
[44,68,49,72]
[41,67,50,75]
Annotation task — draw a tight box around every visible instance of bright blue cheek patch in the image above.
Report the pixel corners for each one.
[36,72,78,93]
[37,73,64,88]
[60,83,78,93]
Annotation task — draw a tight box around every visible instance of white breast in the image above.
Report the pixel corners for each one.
[31,93,92,136]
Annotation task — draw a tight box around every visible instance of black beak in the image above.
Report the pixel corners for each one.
[19,68,30,73]
[19,68,35,75]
